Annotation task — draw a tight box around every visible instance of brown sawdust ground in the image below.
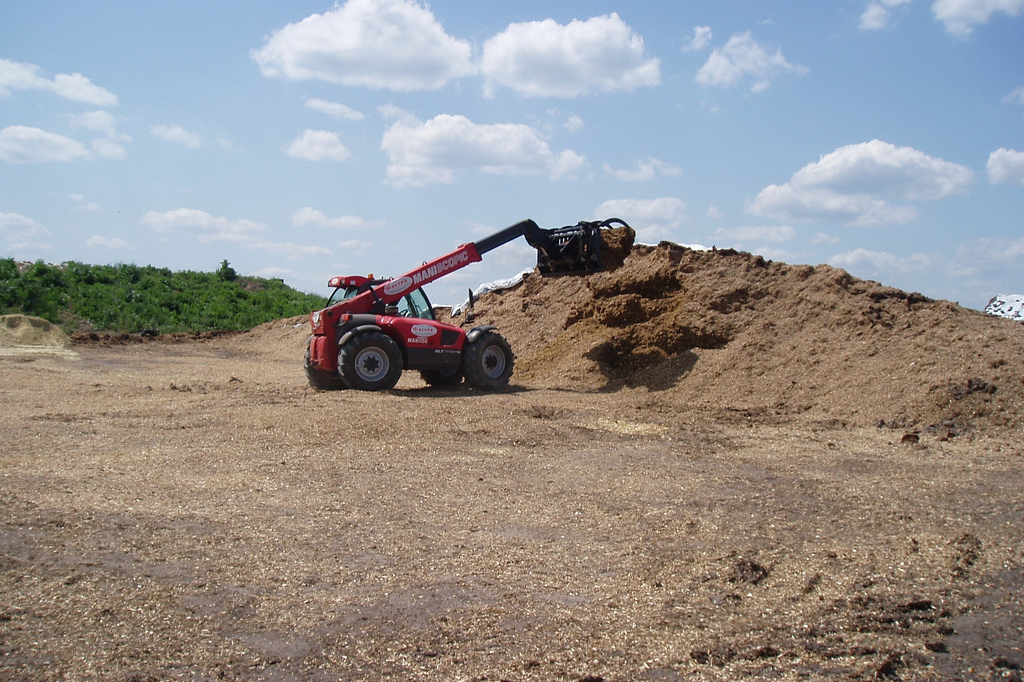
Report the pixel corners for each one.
[2,243,1024,681]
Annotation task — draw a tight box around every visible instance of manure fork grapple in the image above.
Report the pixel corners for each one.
[304,218,632,391]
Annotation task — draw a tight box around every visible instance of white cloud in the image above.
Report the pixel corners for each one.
[337,239,373,252]
[254,266,294,281]
[988,148,1024,185]
[749,139,974,226]
[86,235,130,249]
[151,124,202,148]
[0,125,90,163]
[752,184,921,225]
[564,115,585,133]
[70,193,101,211]
[751,246,803,262]
[69,110,128,139]
[683,26,713,51]
[714,225,796,243]
[593,197,686,242]
[141,208,335,260]
[292,207,377,229]
[0,212,50,239]
[284,130,351,162]
[932,0,1024,36]
[603,156,681,181]
[944,237,1024,305]
[695,32,807,92]
[550,149,587,180]
[249,241,333,260]
[860,0,914,29]
[0,58,118,105]
[91,138,127,159]
[141,208,266,244]
[956,236,1024,266]
[860,3,893,29]
[380,114,585,187]
[378,103,410,120]
[51,73,118,106]
[812,231,841,245]
[69,111,129,159]
[305,98,365,120]
[707,205,724,219]
[253,0,474,91]
[0,59,42,94]
[786,140,972,199]
[1006,86,1024,105]
[0,212,52,256]
[595,197,686,223]
[480,13,660,97]
[829,248,933,273]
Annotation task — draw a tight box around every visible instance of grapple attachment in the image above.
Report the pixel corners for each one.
[530,221,604,276]
[530,218,635,277]
[471,217,634,278]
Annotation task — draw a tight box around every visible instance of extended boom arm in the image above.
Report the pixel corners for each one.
[366,218,614,307]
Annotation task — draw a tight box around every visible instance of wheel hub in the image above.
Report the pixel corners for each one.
[481,347,505,378]
[355,348,387,381]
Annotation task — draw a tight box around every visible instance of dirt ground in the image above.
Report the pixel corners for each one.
[3,245,1024,681]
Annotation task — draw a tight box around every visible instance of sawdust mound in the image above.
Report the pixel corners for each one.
[0,314,71,348]
[474,243,1024,433]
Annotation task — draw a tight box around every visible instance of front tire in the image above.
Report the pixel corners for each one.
[338,331,403,391]
[462,331,513,389]
[305,336,345,390]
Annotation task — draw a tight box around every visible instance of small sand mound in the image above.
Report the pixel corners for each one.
[236,315,311,357]
[0,315,71,348]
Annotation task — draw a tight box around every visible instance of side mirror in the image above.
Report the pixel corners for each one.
[465,288,476,322]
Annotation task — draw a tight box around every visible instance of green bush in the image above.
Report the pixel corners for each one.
[0,259,326,334]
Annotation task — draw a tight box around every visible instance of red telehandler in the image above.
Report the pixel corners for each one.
[304,218,631,391]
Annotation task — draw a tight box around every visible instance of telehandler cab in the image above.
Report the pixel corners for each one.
[304,218,631,391]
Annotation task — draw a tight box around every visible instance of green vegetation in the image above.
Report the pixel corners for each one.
[0,259,326,334]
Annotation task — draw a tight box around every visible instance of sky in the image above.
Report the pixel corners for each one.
[1,0,1023,310]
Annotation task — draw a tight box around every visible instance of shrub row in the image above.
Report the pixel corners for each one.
[0,259,326,334]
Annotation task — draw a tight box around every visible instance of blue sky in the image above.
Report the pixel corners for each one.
[2,0,1022,309]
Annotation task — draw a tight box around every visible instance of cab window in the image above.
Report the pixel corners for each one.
[399,288,435,320]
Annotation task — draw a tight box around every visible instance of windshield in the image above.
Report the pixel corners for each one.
[326,286,360,307]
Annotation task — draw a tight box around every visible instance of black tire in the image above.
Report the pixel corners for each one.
[338,331,403,391]
[462,330,513,389]
[304,336,346,390]
[420,368,464,387]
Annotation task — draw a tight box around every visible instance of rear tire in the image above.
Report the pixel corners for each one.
[304,336,345,390]
[338,331,403,391]
[462,331,513,389]
[420,368,464,387]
